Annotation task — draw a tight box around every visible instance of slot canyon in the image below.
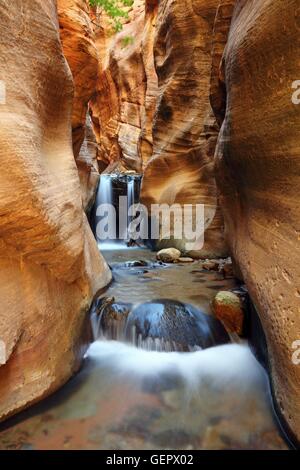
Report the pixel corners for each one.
[0,0,299,451]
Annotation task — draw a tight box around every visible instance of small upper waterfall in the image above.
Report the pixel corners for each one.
[127,178,135,210]
[92,173,142,250]
[98,174,113,207]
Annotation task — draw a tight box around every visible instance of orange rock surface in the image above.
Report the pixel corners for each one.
[212,0,300,442]
[213,291,244,335]
[0,0,111,420]
[58,0,100,208]
[90,0,150,173]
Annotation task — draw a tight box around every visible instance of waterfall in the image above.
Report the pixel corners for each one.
[97,174,113,207]
[127,178,135,240]
[93,173,142,250]
[127,178,135,209]
[94,174,117,250]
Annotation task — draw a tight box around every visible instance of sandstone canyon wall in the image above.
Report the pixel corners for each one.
[212,0,300,443]
[58,0,100,210]
[140,0,227,256]
[89,0,150,173]
[0,0,111,420]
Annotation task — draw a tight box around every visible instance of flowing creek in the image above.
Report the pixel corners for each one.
[0,248,288,450]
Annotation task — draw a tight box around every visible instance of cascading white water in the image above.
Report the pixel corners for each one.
[91,297,230,353]
[94,174,141,250]
[127,178,135,240]
[97,174,113,207]
[94,175,120,250]
[85,189,287,449]
[127,178,135,208]
[86,339,277,447]
[88,340,268,394]
[0,246,284,449]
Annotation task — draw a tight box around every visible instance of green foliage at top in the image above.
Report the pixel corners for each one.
[89,0,134,32]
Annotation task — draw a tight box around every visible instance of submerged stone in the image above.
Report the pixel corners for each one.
[124,260,149,268]
[202,260,220,271]
[120,260,165,269]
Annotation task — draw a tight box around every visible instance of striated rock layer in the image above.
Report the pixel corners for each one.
[212,0,300,443]
[140,0,227,256]
[77,115,101,213]
[90,0,150,173]
[58,0,100,209]
[0,0,111,420]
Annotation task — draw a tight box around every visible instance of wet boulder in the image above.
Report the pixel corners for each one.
[125,300,230,351]
[91,297,131,340]
[157,248,181,263]
[213,291,244,336]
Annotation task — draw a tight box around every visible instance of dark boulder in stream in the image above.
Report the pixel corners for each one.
[125,300,230,352]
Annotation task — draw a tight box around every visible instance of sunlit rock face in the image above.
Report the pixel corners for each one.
[212,0,300,442]
[0,0,111,421]
[77,115,100,212]
[210,0,236,127]
[58,0,100,208]
[90,0,155,173]
[139,0,227,257]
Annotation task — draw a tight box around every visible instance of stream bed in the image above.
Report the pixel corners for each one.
[0,249,287,450]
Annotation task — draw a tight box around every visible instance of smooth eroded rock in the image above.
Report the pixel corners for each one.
[140,0,228,257]
[58,0,100,208]
[0,0,111,421]
[125,299,230,351]
[90,0,228,258]
[212,0,300,442]
[90,0,149,173]
[157,248,181,263]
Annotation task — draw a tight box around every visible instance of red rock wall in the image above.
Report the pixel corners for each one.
[212,0,300,442]
[58,0,100,209]
[0,0,111,420]
[90,0,150,173]
[140,0,227,257]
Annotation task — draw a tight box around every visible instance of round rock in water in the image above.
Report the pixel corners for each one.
[157,248,181,263]
[125,299,230,351]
